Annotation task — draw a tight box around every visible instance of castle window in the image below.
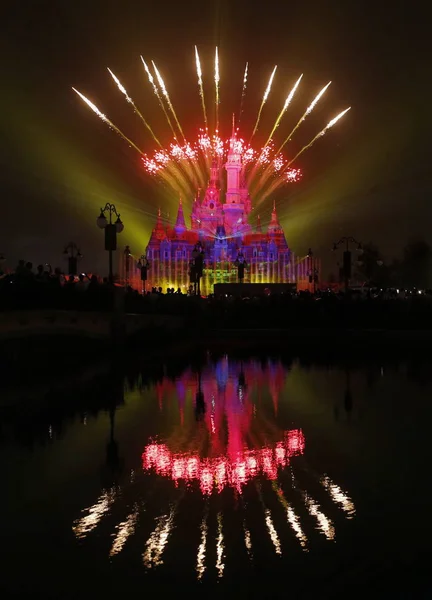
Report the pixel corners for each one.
[183,250,186,257]
[210,203,214,209]
[270,253,274,260]
[164,251,169,259]
[253,249,257,257]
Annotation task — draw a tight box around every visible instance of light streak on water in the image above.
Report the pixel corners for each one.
[109,505,139,557]
[196,513,208,580]
[321,475,356,518]
[303,493,335,540]
[215,512,225,578]
[143,507,175,568]
[72,488,116,539]
[264,508,282,555]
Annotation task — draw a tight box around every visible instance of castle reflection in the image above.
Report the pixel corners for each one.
[142,356,305,494]
[72,355,356,579]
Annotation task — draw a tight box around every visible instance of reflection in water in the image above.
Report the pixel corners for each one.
[142,430,305,495]
[143,507,176,568]
[243,521,253,558]
[265,508,282,555]
[321,475,356,518]
[68,356,356,579]
[273,482,308,550]
[110,504,139,557]
[303,492,335,541]
[215,512,225,578]
[72,488,116,539]
[196,509,208,580]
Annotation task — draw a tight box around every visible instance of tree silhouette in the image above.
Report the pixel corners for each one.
[401,239,432,289]
[355,243,385,286]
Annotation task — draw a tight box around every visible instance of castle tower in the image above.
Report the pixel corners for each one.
[223,130,250,237]
[174,197,186,236]
[224,135,242,206]
[268,200,283,234]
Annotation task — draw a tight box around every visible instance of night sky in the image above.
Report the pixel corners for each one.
[1,0,430,276]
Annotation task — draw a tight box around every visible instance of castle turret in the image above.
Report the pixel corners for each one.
[225,135,242,206]
[256,215,262,233]
[174,197,186,236]
[268,200,283,234]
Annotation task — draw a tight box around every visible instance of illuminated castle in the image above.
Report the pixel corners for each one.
[145,133,315,294]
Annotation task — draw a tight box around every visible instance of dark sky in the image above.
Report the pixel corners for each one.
[0,0,430,275]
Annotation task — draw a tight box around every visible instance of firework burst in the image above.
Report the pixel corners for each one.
[73,47,350,205]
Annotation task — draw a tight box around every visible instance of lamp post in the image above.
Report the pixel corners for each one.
[96,203,124,284]
[307,248,319,294]
[124,245,132,286]
[332,237,363,293]
[63,242,82,276]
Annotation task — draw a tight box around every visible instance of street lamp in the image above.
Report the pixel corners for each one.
[63,242,82,276]
[124,245,132,286]
[332,237,362,292]
[96,203,124,283]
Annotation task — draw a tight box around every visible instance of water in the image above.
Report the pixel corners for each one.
[1,352,431,597]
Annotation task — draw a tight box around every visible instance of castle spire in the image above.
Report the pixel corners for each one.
[174,196,186,234]
[268,199,282,233]
[256,214,262,233]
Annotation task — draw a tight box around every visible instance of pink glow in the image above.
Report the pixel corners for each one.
[142,429,305,495]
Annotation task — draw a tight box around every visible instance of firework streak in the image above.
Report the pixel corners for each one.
[73,49,350,203]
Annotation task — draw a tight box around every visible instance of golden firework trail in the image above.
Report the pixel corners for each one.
[287,106,351,167]
[264,73,303,147]
[249,73,303,185]
[151,61,186,141]
[141,56,178,140]
[237,62,249,127]
[214,46,220,132]
[276,81,331,154]
[251,65,277,139]
[72,88,143,153]
[261,106,351,202]
[107,68,162,147]
[194,45,208,130]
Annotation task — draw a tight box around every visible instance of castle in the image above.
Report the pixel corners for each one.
[144,134,315,294]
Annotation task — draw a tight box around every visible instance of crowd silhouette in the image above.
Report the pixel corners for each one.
[2,259,432,330]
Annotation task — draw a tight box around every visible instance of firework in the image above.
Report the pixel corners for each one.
[214,47,220,132]
[107,68,161,147]
[73,48,350,207]
[264,73,303,147]
[237,62,249,127]
[72,87,143,153]
[276,81,331,154]
[287,107,351,167]
[141,56,178,140]
[261,107,351,201]
[251,65,277,139]
[151,61,185,141]
[194,46,208,130]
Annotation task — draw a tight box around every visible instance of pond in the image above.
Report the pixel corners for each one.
[1,352,431,597]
